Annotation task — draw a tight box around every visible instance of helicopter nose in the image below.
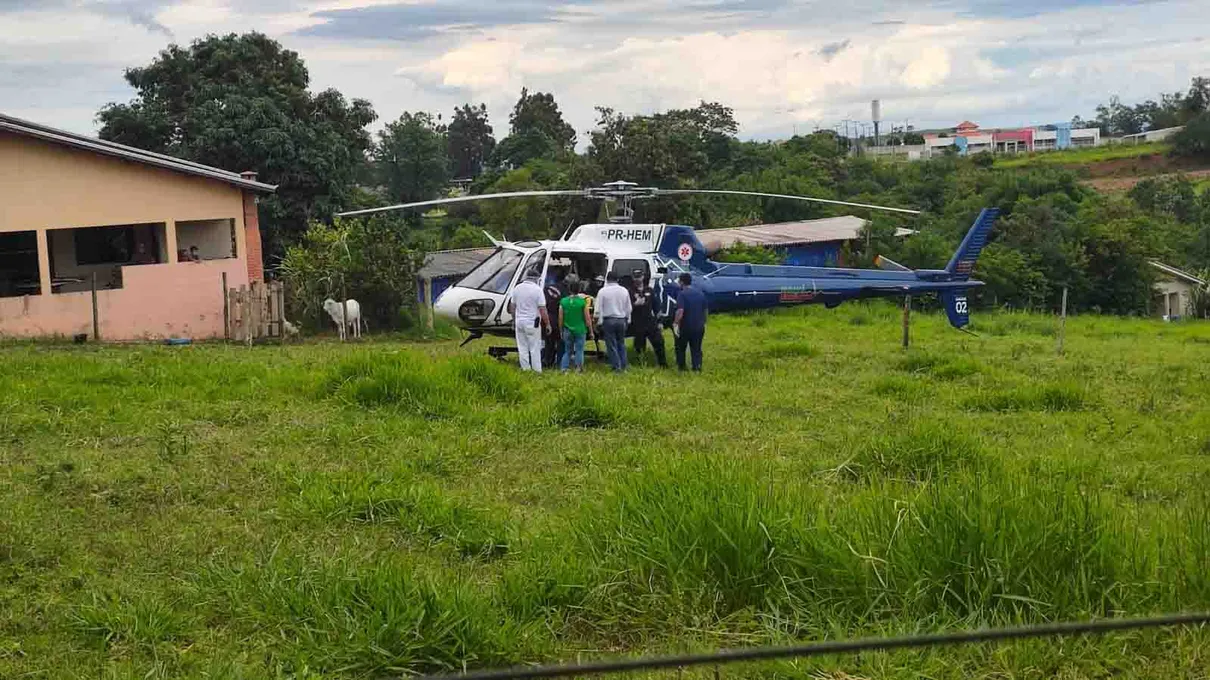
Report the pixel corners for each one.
[433,289,460,323]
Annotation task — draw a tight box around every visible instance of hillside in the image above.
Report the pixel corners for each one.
[993,142,1210,192]
[3,306,1210,678]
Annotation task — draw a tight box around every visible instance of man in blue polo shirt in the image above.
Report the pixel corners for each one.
[673,272,708,372]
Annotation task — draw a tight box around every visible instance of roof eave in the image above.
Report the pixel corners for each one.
[0,113,277,193]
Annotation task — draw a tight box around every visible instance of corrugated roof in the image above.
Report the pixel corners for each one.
[0,112,277,193]
[419,247,496,279]
[1150,260,1206,286]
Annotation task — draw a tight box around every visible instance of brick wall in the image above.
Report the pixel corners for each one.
[240,172,264,283]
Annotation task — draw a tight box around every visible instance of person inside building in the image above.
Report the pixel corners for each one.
[595,271,632,372]
[559,280,593,372]
[673,272,708,372]
[630,272,667,367]
[506,272,550,372]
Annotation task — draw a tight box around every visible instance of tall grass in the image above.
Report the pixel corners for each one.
[207,556,538,675]
[4,308,1210,678]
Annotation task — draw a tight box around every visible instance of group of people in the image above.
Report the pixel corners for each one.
[508,268,708,374]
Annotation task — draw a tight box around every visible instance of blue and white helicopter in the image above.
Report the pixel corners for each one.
[339,181,998,347]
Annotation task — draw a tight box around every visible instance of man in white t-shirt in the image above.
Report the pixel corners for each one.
[507,273,551,372]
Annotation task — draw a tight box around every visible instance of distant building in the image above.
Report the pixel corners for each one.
[875,120,1103,160]
[1150,261,1206,320]
[1121,126,1185,145]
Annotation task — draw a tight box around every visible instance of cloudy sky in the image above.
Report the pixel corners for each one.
[2,0,1208,144]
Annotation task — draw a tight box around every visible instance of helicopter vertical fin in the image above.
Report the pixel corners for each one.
[941,289,972,329]
[945,208,1000,281]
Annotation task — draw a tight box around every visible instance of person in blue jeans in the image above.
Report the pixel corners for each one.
[559,281,593,372]
[673,272,708,371]
[595,271,633,372]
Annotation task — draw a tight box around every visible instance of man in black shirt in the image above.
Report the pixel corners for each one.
[630,273,667,367]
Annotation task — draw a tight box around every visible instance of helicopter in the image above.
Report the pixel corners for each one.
[338,181,998,350]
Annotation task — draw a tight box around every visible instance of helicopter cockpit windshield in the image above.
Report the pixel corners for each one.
[458,247,525,294]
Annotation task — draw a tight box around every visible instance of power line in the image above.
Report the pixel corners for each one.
[421,612,1210,680]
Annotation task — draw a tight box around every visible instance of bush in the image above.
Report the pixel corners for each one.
[280,215,424,331]
[1172,113,1210,160]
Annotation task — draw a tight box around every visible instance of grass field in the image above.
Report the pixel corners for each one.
[994,142,1171,169]
[3,305,1210,679]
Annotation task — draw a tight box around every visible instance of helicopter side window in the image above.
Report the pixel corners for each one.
[458,248,524,295]
[610,258,650,283]
[520,250,548,283]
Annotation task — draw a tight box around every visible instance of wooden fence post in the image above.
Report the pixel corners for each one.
[901,295,911,349]
[91,272,100,341]
[222,272,230,341]
[240,283,252,343]
[425,277,434,331]
[277,282,286,339]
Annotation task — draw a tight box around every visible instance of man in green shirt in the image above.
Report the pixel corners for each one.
[559,281,594,372]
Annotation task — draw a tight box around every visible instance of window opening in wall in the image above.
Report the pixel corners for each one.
[49,222,166,294]
[176,218,237,262]
[0,231,42,297]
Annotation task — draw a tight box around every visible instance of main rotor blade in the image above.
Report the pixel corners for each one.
[656,189,921,215]
[337,190,586,217]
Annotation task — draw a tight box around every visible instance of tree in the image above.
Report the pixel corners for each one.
[1095,95,1145,136]
[492,88,577,167]
[587,102,739,187]
[447,104,496,179]
[1171,113,1210,160]
[97,32,376,258]
[374,112,449,205]
[1185,76,1210,119]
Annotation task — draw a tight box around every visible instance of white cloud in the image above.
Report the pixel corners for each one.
[1,0,1208,142]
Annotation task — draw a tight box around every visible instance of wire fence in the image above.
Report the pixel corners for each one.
[422,612,1210,680]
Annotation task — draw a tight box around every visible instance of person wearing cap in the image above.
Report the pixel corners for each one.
[507,272,550,372]
[595,271,633,372]
[630,272,667,367]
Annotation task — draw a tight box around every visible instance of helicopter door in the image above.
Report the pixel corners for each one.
[609,257,651,284]
[498,248,550,326]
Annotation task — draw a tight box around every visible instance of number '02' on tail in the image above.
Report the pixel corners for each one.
[943,290,971,329]
[940,207,1000,329]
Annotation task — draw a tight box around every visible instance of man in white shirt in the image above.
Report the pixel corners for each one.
[507,273,551,372]
[595,271,633,372]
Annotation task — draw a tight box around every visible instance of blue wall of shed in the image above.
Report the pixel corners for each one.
[417,276,457,304]
[784,242,842,267]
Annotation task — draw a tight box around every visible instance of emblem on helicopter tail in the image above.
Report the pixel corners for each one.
[779,287,819,303]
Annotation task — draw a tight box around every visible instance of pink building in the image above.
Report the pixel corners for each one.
[0,113,276,340]
[923,121,1101,156]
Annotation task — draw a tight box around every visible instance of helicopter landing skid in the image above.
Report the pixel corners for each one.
[487,346,606,361]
